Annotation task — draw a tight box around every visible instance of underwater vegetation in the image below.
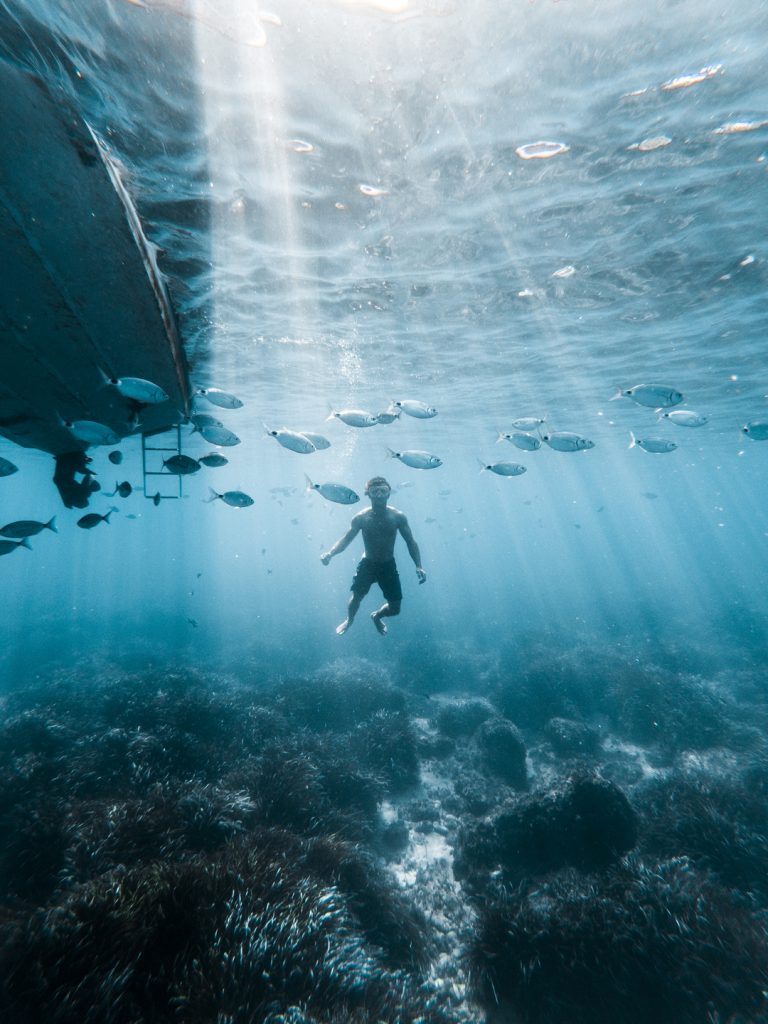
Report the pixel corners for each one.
[1,844,441,1024]
[635,767,768,902]
[492,637,736,760]
[469,858,768,1024]
[455,772,638,892]
[1,634,767,1022]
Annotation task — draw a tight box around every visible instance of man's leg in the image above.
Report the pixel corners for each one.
[371,600,400,635]
[336,592,363,635]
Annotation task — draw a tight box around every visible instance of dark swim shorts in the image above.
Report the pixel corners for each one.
[351,557,403,603]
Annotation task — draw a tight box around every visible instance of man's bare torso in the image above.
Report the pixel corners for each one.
[358,505,402,563]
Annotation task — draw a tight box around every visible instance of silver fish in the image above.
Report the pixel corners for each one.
[742,420,768,440]
[196,387,244,409]
[299,432,331,450]
[190,413,225,430]
[478,459,527,476]
[375,405,401,425]
[265,426,316,454]
[498,431,541,451]
[0,457,19,477]
[77,510,114,529]
[64,419,121,446]
[206,488,254,508]
[106,375,169,404]
[199,453,229,467]
[393,399,438,418]
[629,432,677,453]
[661,410,708,427]
[611,384,684,408]
[326,409,379,428]
[0,517,57,538]
[163,455,201,475]
[199,424,240,447]
[305,475,359,504]
[387,448,442,469]
[0,537,31,555]
[542,431,595,452]
[510,417,546,431]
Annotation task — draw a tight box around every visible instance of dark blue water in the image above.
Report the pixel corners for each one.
[1,2,768,1021]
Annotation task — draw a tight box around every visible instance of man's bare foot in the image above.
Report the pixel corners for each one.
[371,611,387,635]
[336,619,351,635]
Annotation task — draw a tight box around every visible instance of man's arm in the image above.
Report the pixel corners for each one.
[398,515,426,583]
[321,515,363,565]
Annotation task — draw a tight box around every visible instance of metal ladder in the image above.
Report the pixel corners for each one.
[141,425,183,502]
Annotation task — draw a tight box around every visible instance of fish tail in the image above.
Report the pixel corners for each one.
[610,389,623,401]
[628,431,637,449]
[496,431,504,443]
[385,447,397,459]
[19,537,32,550]
[304,474,315,492]
[205,487,220,503]
[476,458,487,472]
[324,410,337,422]
[46,516,58,533]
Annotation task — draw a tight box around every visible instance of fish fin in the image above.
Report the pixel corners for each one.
[46,516,58,533]
[205,487,220,503]
[385,447,397,459]
[476,458,487,472]
[496,431,505,443]
[324,411,337,422]
[609,389,623,401]
[628,431,637,449]
[304,474,315,492]
[20,537,32,550]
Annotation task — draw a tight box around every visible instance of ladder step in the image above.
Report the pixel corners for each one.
[141,424,184,500]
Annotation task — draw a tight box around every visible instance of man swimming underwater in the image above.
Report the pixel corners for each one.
[320,476,426,635]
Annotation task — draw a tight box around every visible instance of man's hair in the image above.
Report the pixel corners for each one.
[365,476,391,491]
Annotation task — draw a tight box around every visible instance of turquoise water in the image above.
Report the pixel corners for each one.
[2,0,768,680]
[1,4,768,1020]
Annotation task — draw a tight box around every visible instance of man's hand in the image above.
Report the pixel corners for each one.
[416,567,427,584]
[321,552,332,565]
